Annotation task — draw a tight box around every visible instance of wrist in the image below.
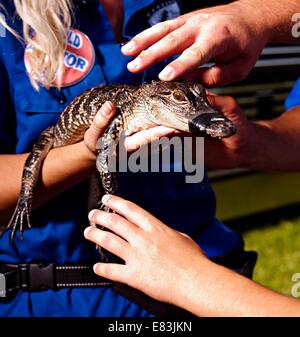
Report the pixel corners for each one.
[240,0,300,44]
[238,120,274,170]
[79,140,97,162]
[71,141,97,176]
[171,255,213,314]
[237,0,273,44]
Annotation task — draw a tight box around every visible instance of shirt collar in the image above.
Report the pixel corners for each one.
[123,0,156,38]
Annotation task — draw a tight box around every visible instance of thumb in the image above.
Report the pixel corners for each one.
[84,101,116,154]
[185,59,250,87]
[198,59,252,87]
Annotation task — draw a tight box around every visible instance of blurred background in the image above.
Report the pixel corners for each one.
[182,1,300,295]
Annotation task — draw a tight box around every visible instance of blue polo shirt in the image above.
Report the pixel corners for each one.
[0,0,243,317]
[286,78,300,109]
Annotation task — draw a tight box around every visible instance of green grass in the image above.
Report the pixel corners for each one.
[241,216,300,296]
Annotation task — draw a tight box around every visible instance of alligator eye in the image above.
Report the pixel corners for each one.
[172,91,187,102]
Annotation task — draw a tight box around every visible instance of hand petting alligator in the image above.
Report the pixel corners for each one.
[4,80,236,241]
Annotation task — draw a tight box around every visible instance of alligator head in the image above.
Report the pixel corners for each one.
[140,80,236,138]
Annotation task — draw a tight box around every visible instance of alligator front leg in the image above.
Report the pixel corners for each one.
[6,127,55,241]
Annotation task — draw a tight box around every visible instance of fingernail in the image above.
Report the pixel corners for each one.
[101,102,113,117]
[93,263,100,274]
[88,209,96,221]
[84,226,92,237]
[102,194,110,204]
[121,41,136,53]
[127,58,142,71]
[159,66,174,80]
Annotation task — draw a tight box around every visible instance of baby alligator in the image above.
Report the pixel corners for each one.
[4,80,236,241]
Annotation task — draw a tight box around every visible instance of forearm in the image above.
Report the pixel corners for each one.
[240,0,300,43]
[0,141,95,221]
[241,107,300,171]
[195,0,300,44]
[175,260,300,317]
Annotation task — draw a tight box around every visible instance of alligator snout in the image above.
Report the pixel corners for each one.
[188,112,237,138]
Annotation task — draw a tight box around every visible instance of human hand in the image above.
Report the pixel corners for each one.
[83,101,177,158]
[121,2,269,86]
[84,194,208,305]
[83,101,116,158]
[203,93,255,169]
[82,96,255,171]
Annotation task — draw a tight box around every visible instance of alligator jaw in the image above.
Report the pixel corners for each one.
[188,112,237,138]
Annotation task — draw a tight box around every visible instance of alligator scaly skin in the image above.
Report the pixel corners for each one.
[4,80,236,241]
[5,84,154,241]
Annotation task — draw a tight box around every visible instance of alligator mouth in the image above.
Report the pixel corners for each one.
[188,113,236,138]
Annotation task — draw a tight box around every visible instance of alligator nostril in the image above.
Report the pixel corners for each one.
[210,117,226,122]
[188,113,236,138]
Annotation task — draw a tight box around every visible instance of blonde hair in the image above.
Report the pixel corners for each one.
[0,0,73,89]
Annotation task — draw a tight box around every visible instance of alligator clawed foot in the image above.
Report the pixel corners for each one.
[6,199,32,242]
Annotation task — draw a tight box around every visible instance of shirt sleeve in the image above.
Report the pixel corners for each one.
[0,57,16,154]
[285,78,300,110]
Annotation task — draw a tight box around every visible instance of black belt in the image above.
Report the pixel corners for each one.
[0,263,111,299]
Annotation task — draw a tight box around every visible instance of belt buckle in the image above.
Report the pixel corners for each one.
[20,263,56,291]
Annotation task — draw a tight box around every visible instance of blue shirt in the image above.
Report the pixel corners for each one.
[286,78,300,110]
[0,0,243,317]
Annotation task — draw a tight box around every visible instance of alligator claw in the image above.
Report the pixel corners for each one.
[6,199,32,242]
